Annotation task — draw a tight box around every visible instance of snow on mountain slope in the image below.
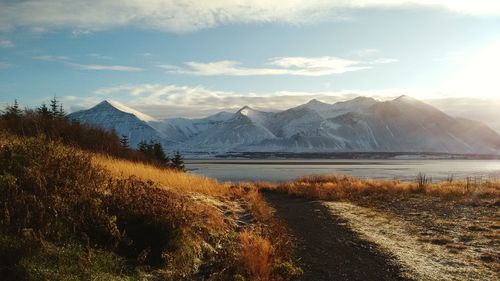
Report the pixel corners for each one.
[150,112,234,142]
[183,107,276,150]
[296,97,377,119]
[204,111,234,122]
[237,106,274,128]
[149,118,198,142]
[269,107,324,138]
[68,100,169,148]
[313,97,500,153]
[295,99,332,117]
[326,96,378,118]
[106,100,157,122]
[68,97,500,155]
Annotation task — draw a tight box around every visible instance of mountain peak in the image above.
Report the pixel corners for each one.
[352,96,376,103]
[95,100,112,107]
[237,105,256,116]
[307,98,327,105]
[299,98,331,110]
[92,100,157,122]
[394,95,416,102]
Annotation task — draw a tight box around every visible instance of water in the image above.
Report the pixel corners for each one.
[186,159,500,182]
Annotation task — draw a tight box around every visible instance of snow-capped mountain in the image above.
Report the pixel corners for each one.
[183,106,277,149]
[68,100,171,148]
[149,111,234,142]
[68,97,500,155]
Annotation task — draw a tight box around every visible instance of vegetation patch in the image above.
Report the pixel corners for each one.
[260,174,499,280]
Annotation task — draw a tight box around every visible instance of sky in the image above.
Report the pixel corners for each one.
[1,0,500,130]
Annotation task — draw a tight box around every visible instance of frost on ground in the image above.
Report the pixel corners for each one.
[324,200,499,281]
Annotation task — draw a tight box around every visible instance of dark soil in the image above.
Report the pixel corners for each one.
[263,191,410,281]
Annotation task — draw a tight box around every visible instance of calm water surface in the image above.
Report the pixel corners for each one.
[185,159,500,182]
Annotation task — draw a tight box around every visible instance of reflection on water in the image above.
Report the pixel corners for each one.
[185,159,500,182]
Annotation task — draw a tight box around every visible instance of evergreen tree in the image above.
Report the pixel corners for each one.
[153,142,168,164]
[49,95,65,118]
[119,135,129,149]
[37,103,50,117]
[138,140,170,166]
[58,104,65,118]
[3,99,22,118]
[138,140,151,160]
[171,151,185,171]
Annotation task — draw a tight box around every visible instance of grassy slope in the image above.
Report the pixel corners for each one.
[0,133,300,281]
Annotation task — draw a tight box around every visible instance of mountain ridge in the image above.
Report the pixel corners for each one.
[68,96,500,155]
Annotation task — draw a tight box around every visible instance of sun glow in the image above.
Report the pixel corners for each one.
[442,40,500,98]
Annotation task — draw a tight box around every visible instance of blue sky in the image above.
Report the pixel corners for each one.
[1,0,500,129]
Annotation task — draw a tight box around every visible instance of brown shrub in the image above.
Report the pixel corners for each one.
[238,184,300,281]
[0,135,110,241]
[239,230,273,281]
[0,135,235,279]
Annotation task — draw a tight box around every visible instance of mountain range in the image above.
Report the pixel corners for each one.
[68,96,500,155]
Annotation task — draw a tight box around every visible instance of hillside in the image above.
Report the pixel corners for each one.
[0,102,303,280]
[0,132,300,280]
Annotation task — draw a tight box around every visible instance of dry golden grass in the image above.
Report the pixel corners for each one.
[259,173,500,280]
[92,154,232,196]
[261,174,500,201]
[1,133,302,280]
[91,154,301,280]
[239,230,273,281]
[0,131,18,146]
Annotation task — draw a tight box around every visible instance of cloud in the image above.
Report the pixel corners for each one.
[0,39,14,48]
[85,84,421,118]
[137,53,154,58]
[33,55,70,61]
[91,84,335,114]
[1,1,499,33]
[368,58,399,64]
[33,55,143,71]
[71,29,93,37]
[86,53,113,60]
[159,56,397,76]
[71,63,143,71]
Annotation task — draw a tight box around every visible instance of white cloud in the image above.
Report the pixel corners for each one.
[0,39,14,48]
[33,55,143,71]
[71,29,93,37]
[138,52,154,58]
[86,84,424,118]
[1,1,499,33]
[368,58,399,64]
[86,53,113,60]
[159,56,396,76]
[33,55,70,61]
[71,63,143,71]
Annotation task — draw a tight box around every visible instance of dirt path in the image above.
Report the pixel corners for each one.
[263,192,410,281]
